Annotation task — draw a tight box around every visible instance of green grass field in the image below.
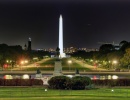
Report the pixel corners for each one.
[0,87,130,100]
[26,58,91,71]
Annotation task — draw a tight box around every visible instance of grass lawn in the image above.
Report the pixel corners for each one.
[0,87,130,100]
[26,58,91,71]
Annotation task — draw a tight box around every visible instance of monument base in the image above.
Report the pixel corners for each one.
[59,53,66,58]
[53,61,63,76]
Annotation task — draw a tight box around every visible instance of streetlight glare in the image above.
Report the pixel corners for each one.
[68,60,72,64]
[21,60,28,64]
[68,60,72,71]
[21,61,24,64]
[113,60,117,64]
[25,60,28,63]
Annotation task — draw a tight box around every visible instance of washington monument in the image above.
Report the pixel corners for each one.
[59,15,66,58]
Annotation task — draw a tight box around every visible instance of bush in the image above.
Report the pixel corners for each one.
[48,76,71,89]
[32,79,43,86]
[0,79,43,86]
[92,79,130,86]
[20,79,31,86]
[71,76,92,90]
[48,76,92,90]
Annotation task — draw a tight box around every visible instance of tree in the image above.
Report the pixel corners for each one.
[99,44,115,53]
[120,48,130,68]
[119,40,128,47]
[107,51,123,63]
[71,76,91,90]
[0,44,9,70]
[119,41,130,52]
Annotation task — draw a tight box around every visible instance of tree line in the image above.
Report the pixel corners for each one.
[0,43,50,70]
[71,40,130,70]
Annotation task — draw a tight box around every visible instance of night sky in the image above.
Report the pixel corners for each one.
[0,0,130,50]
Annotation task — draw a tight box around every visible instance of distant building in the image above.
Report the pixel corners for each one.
[64,47,78,53]
[36,46,99,54]
[84,48,99,52]
[114,45,120,50]
[28,37,32,51]
[64,47,98,53]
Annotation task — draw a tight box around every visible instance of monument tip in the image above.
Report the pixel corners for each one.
[60,14,62,18]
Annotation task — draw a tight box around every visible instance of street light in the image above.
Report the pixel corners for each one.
[20,60,28,70]
[112,60,118,70]
[113,60,117,64]
[6,60,13,71]
[68,60,72,71]
[25,60,28,63]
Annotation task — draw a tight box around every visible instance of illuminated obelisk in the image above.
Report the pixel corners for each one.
[53,15,65,76]
[59,15,65,58]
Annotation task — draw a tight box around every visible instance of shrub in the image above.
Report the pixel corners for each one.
[0,79,5,86]
[48,76,92,90]
[71,76,92,90]
[48,76,71,89]
[20,79,31,86]
[4,79,16,86]
[92,79,130,86]
[32,79,43,86]
[0,79,43,86]
[15,79,22,86]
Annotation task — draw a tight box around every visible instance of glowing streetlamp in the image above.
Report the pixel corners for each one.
[113,60,117,64]
[20,60,28,70]
[25,60,28,63]
[21,60,28,65]
[21,61,24,65]
[68,60,72,71]
[112,60,118,69]
[6,60,13,71]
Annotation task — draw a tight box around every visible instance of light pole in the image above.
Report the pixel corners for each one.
[68,60,72,71]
